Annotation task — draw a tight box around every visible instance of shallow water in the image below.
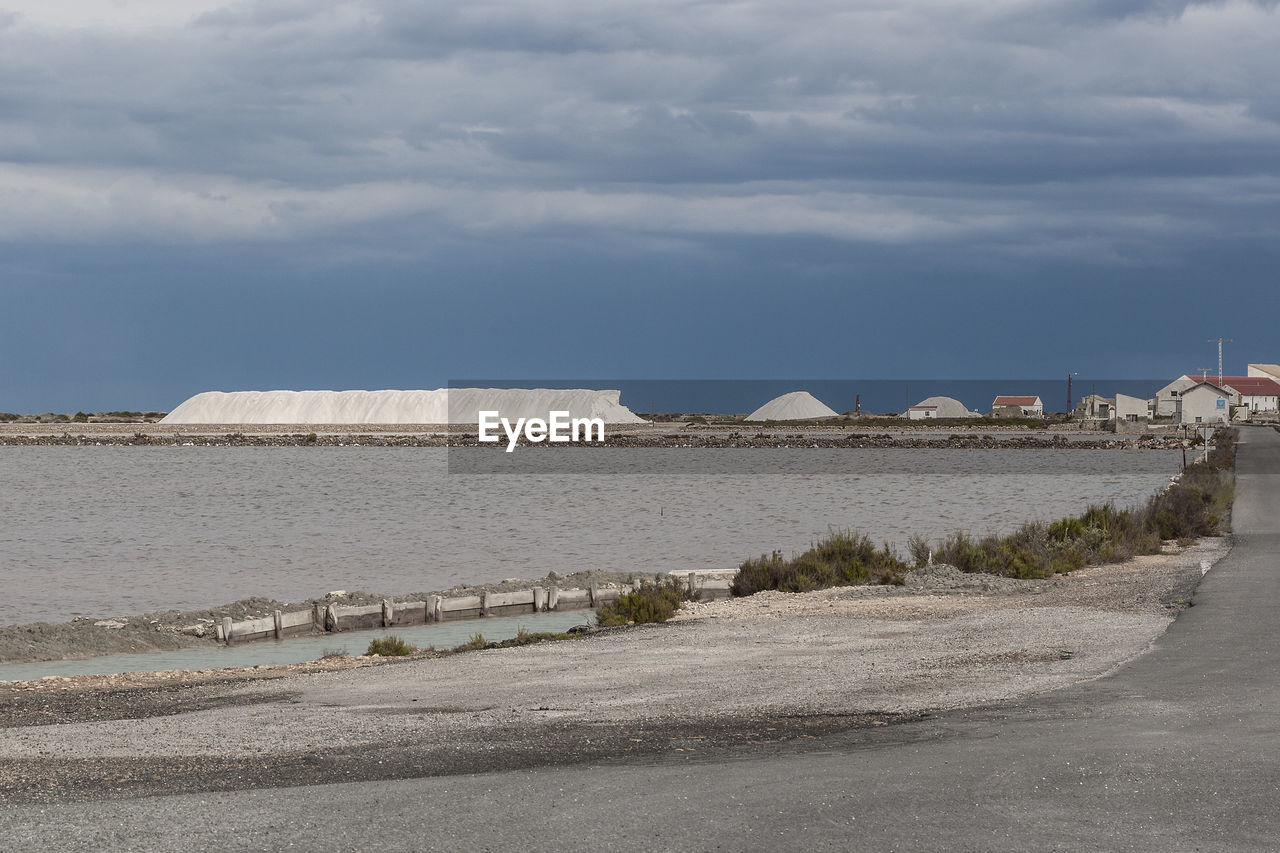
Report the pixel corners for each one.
[0,610,594,681]
[0,447,1181,624]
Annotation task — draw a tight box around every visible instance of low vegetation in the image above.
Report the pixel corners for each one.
[731,531,909,596]
[595,577,692,626]
[366,635,414,656]
[455,631,487,651]
[932,429,1234,578]
[731,429,1236,592]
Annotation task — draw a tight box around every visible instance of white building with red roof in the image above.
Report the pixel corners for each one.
[1188,375,1280,414]
[991,395,1043,417]
[1159,373,1280,420]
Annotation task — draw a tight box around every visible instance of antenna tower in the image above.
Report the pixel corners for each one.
[1207,338,1232,385]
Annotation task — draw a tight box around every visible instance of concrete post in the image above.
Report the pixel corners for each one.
[481,591,490,617]
[589,582,599,606]
[313,603,325,630]
[325,603,339,633]
[273,609,283,640]
[430,595,443,622]
[221,616,233,645]
[688,572,698,594]
[532,586,547,613]
[548,585,559,611]
[382,598,393,627]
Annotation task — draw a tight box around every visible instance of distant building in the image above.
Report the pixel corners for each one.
[1159,373,1280,418]
[1075,394,1113,420]
[1114,393,1151,422]
[1155,376,1198,417]
[1177,382,1231,425]
[904,396,978,419]
[1187,376,1280,415]
[991,395,1043,417]
[1248,364,1280,382]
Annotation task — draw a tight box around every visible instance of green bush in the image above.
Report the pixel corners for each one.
[731,531,908,596]
[454,632,487,651]
[596,578,688,626]
[366,635,414,656]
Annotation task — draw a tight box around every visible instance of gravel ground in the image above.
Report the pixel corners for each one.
[0,537,1228,801]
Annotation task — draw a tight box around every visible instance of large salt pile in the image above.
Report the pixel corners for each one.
[160,389,647,425]
[903,396,980,418]
[745,391,839,421]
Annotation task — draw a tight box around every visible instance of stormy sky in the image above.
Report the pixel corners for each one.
[2,0,1278,411]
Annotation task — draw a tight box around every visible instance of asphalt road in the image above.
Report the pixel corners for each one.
[5,428,1278,851]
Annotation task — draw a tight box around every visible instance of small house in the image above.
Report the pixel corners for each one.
[1177,382,1231,425]
[904,396,978,419]
[1075,394,1113,420]
[1155,376,1198,417]
[991,395,1043,417]
[1114,393,1150,422]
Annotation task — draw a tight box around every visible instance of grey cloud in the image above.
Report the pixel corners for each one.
[0,0,1275,266]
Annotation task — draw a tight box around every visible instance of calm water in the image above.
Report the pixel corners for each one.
[0,447,1181,624]
[0,610,594,681]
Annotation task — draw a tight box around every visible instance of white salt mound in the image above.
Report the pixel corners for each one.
[160,389,647,425]
[745,391,839,421]
[903,396,980,418]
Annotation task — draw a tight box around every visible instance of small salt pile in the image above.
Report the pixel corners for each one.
[745,391,839,421]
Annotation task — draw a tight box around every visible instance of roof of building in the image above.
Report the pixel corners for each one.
[904,396,978,418]
[1182,381,1232,396]
[992,395,1041,407]
[909,405,938,410]
[1189,376,1280,396]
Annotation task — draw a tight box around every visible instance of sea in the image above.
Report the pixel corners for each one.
[0,445,1183,625]
[453,378,1170,416]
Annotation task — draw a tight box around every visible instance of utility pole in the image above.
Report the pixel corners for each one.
[1207,338,1232,385]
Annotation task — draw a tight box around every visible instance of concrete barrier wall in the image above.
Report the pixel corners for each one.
[215,576,734,645]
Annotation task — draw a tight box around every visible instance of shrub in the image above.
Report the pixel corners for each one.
[907,533,932,568]
[454,632,487,651]
[366,635,414,656]
[731,531,908,596]
[929,428,1235,579]
[595,578,688,626]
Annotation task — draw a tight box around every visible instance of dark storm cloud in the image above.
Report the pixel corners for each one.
[0,0,1276,261]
